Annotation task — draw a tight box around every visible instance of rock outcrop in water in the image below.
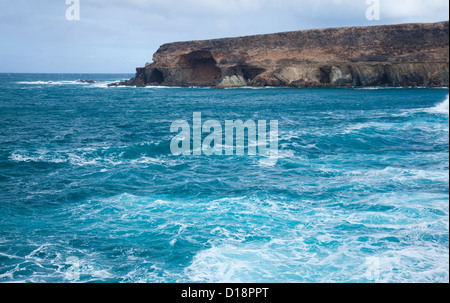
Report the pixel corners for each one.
[118,21,449,88]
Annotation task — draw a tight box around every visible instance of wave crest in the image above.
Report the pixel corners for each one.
[429,95,449,114]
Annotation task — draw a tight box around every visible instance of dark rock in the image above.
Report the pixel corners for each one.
[123,21,449,88]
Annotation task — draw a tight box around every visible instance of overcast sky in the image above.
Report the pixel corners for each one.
[0,0,448,73]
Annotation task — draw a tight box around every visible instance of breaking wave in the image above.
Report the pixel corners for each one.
[429,95,449,114]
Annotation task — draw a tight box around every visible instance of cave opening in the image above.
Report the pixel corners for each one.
[179,51,222,84]
[242,67,266,81]
[147,69,164,84]
[227,65,266,81]
[379,72,390,86]
[319,67,331,84]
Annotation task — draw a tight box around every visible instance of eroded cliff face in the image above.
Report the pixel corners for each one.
[120,21,449,88]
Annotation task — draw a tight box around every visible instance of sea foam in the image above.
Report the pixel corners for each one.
[429,95,449,114]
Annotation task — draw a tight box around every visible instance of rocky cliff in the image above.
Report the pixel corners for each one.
[118,21,449,88]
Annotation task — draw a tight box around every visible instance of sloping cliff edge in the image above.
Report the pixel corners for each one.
[116,21,449,88]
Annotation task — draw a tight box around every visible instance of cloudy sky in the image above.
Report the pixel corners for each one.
[0,0,448,73]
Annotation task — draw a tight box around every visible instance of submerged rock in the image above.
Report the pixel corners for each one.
[122,21,449,88]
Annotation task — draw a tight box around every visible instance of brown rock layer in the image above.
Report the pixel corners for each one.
[118,21,449,88]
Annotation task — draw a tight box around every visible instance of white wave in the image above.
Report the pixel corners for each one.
[17,81,53,85]
[17,80,128,87]
[89,82,110,88]
[346,166,449,186]
[395,95,449,117]
[339,120,444,134]
[428,95,449,114]
[17,80,86,85]
[354,87,412,90]
[341,122,373,134]
[239,86,285,89]
[143,85,185,89]
[0,252,23,260]
[130,156,180,166]
[9,148,174,167]
[91,80,133,88]
[185,213,449,283]
[351,246,449,283]
[9,151,66,164]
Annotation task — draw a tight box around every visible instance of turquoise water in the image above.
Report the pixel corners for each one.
[0,74,448,283]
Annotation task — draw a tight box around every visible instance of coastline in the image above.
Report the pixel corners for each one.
[115,21,449,89]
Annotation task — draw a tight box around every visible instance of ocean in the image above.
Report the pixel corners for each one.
[0,73,448,283]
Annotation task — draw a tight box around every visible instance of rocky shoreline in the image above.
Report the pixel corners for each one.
[114,21,449,88]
